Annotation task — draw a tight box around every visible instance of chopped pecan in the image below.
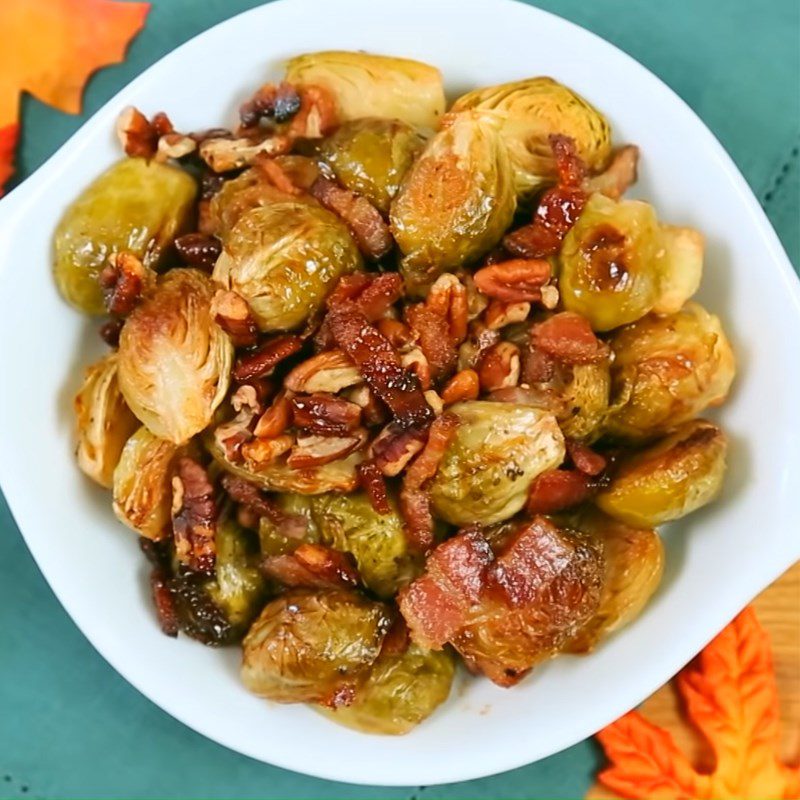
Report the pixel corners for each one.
[263,543,359,591]
[473,259,551,303]
[540,284,560,310]
[375,317,416,350]
[99,252,150,316]
[530,312,608,364]
[284,349,362,393]
[287,428,367,469]
[116,106,158,157]
[99,318,124,348]
[140,538,179,637]
[287,85,338,139]
[241,434,293,466]
[345,384,388,427]
[311,177,393,259]
[253,391,293,438]
[424,390,444,416]
[457,322,502,371]
[585,145,639,200]
[357,460,391,515]
[370,422,427,477]
[199,132,293,172]
[441,369,480,405]
[478,342,521,392]
[156,132,196,161]
[291,393,362,435]
[484,300,531,330]
[565,439,607,476]
[214,409,256,461]
[211,290,260,348]
[171,458,217,575]
[221,473,308,539]
[239,81,302,127]
[526,469,593,514]
[175,233,222,271]
[230,384,262,415]
[400,347,432,390]
[232,335,303,382]
[404,304,457,382]
[425,273,469,345]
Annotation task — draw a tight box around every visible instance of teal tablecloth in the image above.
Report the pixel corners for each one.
[1,2,798,798]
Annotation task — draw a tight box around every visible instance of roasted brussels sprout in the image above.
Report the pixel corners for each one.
[597,419,727,527]
[318,118,425,214]
[74,353,139,488]
[241,589,392,704]
[321,643,454,734]
[557,362,611,441]
[54,158,196,314]
[212,202,362,331]
[258,493,319,556]
[310,492,421,598]
[391,112,516,295]
[171,516,268,645]
[606,303,735,441]
[112,427,178,539]
[429,401,565,526]
[566,509,663,653]
[285,51,445,130]
[449,77,612,195]
[560,194,705,331]
[117,269,233,444]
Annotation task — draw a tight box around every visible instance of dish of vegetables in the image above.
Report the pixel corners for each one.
[56,49,735,736]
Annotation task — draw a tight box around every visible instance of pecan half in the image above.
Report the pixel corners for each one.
[199,132,293,172]
[171,458,217,575]
[241,434,293,466]
[116,106,158,158]
[400,347,432,390]
[404,304,456,382]
[477,342,521,392]
[441,369,480,405]
[212,290,259,348]
[375,318,416,350]
[284,349,363,393]
[232,335,303,382]
[287,428,367,469]
[292,393,362,435]
[175,233,222,271]
[253,391,293,438]
[214,408,256,461]
[473,259,551,303]
[425,273,468,345]
[370,422,428,477]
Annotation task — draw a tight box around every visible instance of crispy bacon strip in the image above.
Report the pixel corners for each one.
[399,413,459,551]
[263,543,359,591]
[171,458,217,574]
[525,469,593,515]
[232,335,303,382]
[220,474,307,539]
[311,178,393,259]
[530,312,608,364]
[327,273,404,321]
[356,460,391,515]
[565,439,607,476]
[404,303,457,381]
[327,307,434,429]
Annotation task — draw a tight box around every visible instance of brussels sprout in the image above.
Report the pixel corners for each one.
[429,401,565,526]
[171,516,268,645]
[53,158,197,314]
[117,269,233,444]
[113,427,178,539]
[391,112,516,295]
[557,362,611,441]
[310,492,421,598]
[241,589,392,704]
[318,118,425,214]
[605,303,735,441]
[596,419,727,527]
[652,225,704,315]
[285,51,445,130]
[449,77,612,196]
[74,353,139,488]
[321,643,454,734]
[565,510,664,653]
[212,202,362,331]
[258,493,319,556]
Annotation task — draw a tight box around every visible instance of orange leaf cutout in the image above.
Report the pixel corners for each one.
[596,608,800,799]
[0,0,149,194]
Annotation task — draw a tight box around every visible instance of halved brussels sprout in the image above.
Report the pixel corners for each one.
[241,589,392,704]
[258,493,319,556]
[112,427,178,539]
[321,643,454,735]
[449,77,612,195]
[565,509,664,652]
[597,419,727,527]
[318,118,425,214]
[391,112,516,295]
[558,362,611,441]
[652,225,704,315]
[74,353,139,488]
[310,492,422,598]
[285,51,445,130]
[429,401,565,526]
[212,201,362,331]
[54,158,196,314]
[606,303,735,441]
[118,269,233,444]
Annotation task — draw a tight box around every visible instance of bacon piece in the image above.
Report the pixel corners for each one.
[212,290,259,348]
[565,439,607,476]
[531,312,608,364]
[291,393,362,435]
[263,543,359,591]
[399,413,459,551]
[326,272,404,321]
[404,303,457,381]
[357,460,391,515]
[171,458,217,574]
[311,177,393,259]
[472,259,551,303]
[220,473,307,539]
[525,469,593,514]
[521,346,557,385]
[380,616,410,657]
[327,307,434,430]
[232,335,303,382]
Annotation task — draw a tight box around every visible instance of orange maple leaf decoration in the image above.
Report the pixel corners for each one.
[0,0,149,195]
[596,607,800,799]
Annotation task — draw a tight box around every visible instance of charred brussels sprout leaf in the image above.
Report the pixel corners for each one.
[321,644,454,734]
[241,589,391,704]
[429,401,565,526]
[212,202,362,331]
[391,112,516,296]
[606,302,735,441]
[118,269,233,444]
[285,51,445,130]
[449,77,612,196]
[310,492,421,598]
[74,353,139,488]
[597,419,727,526]
[54,158,196,314]
[318,118,425,214]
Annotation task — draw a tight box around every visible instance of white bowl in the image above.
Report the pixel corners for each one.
[1,0,798,786]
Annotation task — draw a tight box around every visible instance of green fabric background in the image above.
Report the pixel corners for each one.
[1,1,798,798]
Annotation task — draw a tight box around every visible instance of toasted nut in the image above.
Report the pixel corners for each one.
[585,145,639,200]
[156,132,197,161]
[441,369,480,405]
[241,434,293,465]
[291,393,362,435]
[462,271,489,321]
[484,300,531,330]
[424,390,444,416]
[116,106,157,158]
[253,392,293,438]
[284,350,363,393]
[425,273,468,344]
[214,409,257,461]
[211,290,259,348]
[540,284,560,310]
[175,233,222,271]
[478,342,521,392]
[233,335,303,382]
[473,259,551,302]
[99,252,153,316]
[287,428,367,468]
[199,133,293,172]
[370,423,427,477]
[375,318,416,351]
[231,384,262,415]
[400,347,431,390]
[344,384,387,427]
